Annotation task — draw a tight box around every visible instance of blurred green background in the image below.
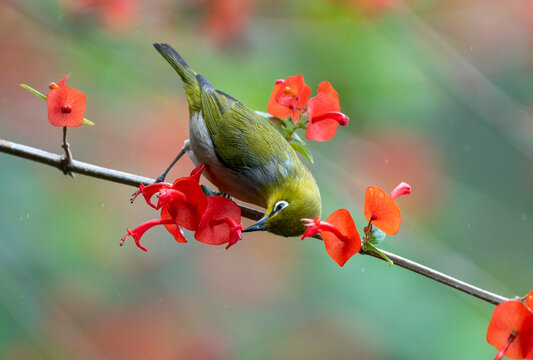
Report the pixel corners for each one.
[1,0,532,358]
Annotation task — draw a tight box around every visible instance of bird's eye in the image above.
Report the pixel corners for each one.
[273,200,289,214]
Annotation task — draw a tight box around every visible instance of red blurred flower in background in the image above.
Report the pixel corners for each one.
[301,209,361,267]
[201,0,254,48]
[486,291,533,360]
[61,0,139,33]
[306,81,349,142]
[267,74,311,121]
[47,74,87,127]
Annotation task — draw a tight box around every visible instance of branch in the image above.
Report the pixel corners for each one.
[0,138,509,305]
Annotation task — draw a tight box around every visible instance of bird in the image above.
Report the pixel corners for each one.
[152,43,321,237]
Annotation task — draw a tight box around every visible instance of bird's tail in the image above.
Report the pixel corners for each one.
[153,43,201,110]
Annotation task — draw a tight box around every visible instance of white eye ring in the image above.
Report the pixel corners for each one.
[273,200,289,214]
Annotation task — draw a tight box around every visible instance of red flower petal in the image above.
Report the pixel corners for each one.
[120,218,175,251]
[487,300,533,359]
[306,115,343,142]
[306,81,348,142]
[132,182,172,209]
[267,74,310,120]
[47,85,87,127]
[194,197,242,248]
[389,182,411,200]
[527,290,533,310]
[321,209,361,267]
[189,164,206,183]
[160,206,187,243]
[300,216,321,240]
[267,81,287,118]
[164,178,208,231]
[56,74,71,87]
[364,186,401,235]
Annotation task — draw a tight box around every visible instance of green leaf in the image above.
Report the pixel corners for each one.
[370,226,386,244]
[281,118,294,132]
[83,118,95,125]
[255,110,273,119]
[296,122,308,130]
[290,142,314,163]
[20,84,47,101]
[292,131,304,143]
[256,111,285,125]
[201,185,217,197]
[283,127,293,137]
[363,243,393,266]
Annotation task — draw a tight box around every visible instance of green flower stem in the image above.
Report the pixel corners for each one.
[363,242,393,266]
[20,84,47,100]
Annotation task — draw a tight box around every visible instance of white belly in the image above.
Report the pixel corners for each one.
[187,112,267,207]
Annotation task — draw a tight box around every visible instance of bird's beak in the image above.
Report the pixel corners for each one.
[243,214,269,232]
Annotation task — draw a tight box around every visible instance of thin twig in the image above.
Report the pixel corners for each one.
[60,126,74,177]
[0,138,510,305]
[0,139,263,220]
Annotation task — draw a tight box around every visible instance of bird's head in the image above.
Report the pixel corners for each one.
[243,174,321,237]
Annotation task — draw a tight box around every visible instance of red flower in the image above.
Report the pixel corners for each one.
[202,0,253,48]
[305,81,349,142]
[121,165,208,251]
[61,0,139,33]
[364,183,410,235]
[47,74,87,127]
[194,196,243,249]
[389,182,411,200]
[159,177,208,231]
[267,74,311,121]
[487,293,533,360]
[301,209,361,267]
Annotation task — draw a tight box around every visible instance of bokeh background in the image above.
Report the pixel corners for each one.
[1,0,532,359]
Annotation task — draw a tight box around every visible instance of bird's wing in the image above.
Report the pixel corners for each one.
[197,75,290,174]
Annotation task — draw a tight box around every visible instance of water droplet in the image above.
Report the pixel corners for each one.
[467,223,471,227]
[26,213,30,219]
[384,159,389,164]
[522,214,526,220]
[361,267,366,273]
[470,45,474,51]
[102,203,105,208]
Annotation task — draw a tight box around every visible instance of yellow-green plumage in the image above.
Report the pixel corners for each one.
[153,43,321,237]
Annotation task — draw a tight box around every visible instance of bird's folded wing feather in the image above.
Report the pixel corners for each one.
[200,87,290,174]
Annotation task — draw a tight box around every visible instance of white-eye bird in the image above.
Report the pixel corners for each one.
[153,43,321,237]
